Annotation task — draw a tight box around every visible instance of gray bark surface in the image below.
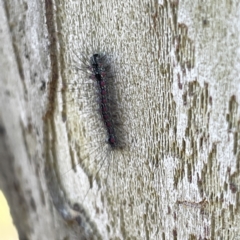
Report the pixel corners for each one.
[0,0,240,239]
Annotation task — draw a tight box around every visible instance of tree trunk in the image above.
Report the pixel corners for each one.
[0,0,240,239]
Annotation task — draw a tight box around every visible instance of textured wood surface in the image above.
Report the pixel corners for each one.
[0,0,240,239]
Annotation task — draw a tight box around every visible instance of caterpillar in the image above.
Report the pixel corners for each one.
[89,53,117,147]
[55,51,126,189]
[52,51,126,187]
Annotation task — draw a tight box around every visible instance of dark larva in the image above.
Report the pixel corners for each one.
[90,53,117,147]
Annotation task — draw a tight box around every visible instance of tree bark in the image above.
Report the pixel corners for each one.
[0,0,240,239]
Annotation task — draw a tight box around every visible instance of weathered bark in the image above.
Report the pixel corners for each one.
[0,0,240,239]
